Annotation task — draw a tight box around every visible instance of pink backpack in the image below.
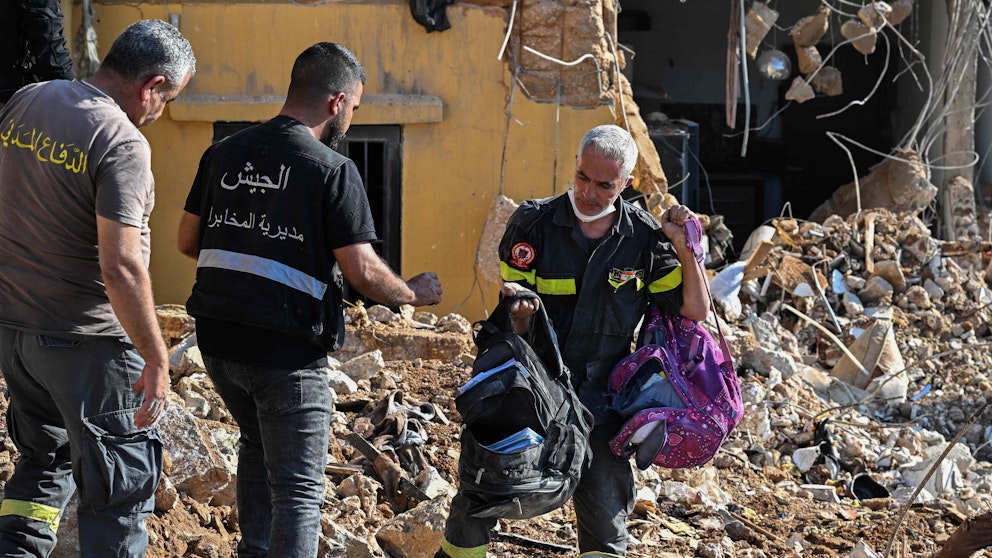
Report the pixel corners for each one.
[607,217,743,469]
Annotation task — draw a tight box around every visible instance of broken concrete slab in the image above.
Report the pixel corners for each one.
[841,19,878,55]
[785,76,815,103]
[158,403,235,507]
[808,149,937,223]
[168,332,205,382]
[745,2,779,59]
[811,66,843,96]
[319,517,383,558]
[795,44,823,75]
[341,350,386,381]
[888,0,913,26]
[375,496,449,558]
[156,303,196,347]
[790,6,829,47]
[858,2,893,29]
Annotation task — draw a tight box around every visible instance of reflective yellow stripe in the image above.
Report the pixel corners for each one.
[648,266,683,293]
[535,277,576,295]
[501,262,576,295]
[500,262,536,286]
[441,538,488,558]
[0,499,60,533]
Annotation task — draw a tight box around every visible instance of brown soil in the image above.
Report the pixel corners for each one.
[0,328,984,558]
[332,359,951,558]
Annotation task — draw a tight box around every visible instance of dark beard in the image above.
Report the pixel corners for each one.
[322,119,346,150]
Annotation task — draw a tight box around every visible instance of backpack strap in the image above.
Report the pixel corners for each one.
[489,290,570,384]
[683,217,733,368]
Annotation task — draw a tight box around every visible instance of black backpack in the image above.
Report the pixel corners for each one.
[453,292,593,520]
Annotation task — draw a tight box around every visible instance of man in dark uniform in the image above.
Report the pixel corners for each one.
[438,124,708,558]
[177,43,442,557]
[0,0,75,105]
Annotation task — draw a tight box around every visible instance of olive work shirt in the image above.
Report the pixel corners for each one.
[0,80,153,339]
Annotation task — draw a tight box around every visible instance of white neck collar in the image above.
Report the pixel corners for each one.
[567,188,617,223]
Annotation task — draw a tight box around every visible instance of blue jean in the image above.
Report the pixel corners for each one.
[441,420,633,557]
[0,327,162,558]
[202,356,331,558]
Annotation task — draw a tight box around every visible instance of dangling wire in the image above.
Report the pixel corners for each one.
[519,46,605,196]
[497,0,517,61]
[739,0,752,157]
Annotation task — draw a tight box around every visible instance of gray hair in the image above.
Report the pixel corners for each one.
[101,19,196,93]
[578,124,639,179]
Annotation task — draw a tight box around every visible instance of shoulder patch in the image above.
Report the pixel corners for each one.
[510,242,535,269]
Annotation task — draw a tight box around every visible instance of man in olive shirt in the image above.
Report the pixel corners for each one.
[0,19,195,557]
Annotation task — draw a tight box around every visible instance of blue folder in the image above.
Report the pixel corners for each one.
[458,358,526,394]
[483,427,544,453]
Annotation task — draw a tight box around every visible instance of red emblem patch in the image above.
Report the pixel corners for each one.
[510,242,535,269]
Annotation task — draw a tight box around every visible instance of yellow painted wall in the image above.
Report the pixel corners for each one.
[71,1,612,321]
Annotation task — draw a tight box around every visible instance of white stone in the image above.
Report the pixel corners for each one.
[800,483,840,502]
[367,304,397,323]
[327,369,359,394]
[793,445,822,472]
[341,350,385,381]
[375,497,449,558]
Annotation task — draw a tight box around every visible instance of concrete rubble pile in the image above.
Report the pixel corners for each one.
[2,209,992,556]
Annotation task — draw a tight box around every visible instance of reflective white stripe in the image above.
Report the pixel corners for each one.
[197,249,327,300]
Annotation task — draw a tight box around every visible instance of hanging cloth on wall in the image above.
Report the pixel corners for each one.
[73,0,99,78]
[408,0,454,33]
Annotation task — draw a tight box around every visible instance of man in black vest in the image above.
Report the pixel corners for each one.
[177,42,441,558]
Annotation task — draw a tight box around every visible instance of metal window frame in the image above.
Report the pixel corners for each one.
[333,125,403,273]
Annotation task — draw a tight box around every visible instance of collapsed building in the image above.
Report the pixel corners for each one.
[5,0,992,556]
[6,196,989,556]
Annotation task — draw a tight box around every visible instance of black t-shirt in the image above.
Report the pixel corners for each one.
[184,116,377,369]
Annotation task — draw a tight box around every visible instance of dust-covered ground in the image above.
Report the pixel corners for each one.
[0,318,988,558]
[3,210,992,557]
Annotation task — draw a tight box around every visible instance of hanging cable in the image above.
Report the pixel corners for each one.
[519,45,605,196]
[497,0,517,61]
[817,29,893,119]
[738,0,751,157]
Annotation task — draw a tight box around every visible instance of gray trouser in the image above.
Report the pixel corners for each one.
[0,327,163,558]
